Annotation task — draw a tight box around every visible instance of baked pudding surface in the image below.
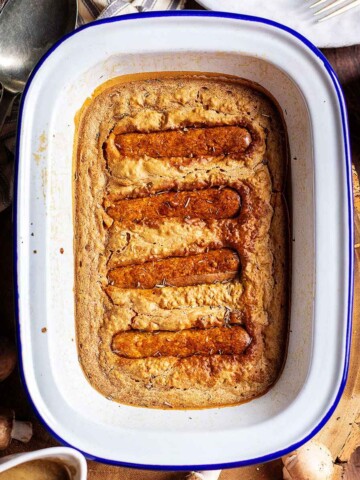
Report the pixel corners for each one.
[74,74,289,408]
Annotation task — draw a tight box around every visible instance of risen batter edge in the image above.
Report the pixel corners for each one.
[74,75,289,409]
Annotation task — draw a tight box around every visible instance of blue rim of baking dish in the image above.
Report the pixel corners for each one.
[13,10,354,471]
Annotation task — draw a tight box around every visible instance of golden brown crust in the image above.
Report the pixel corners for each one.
[74,74,289,408]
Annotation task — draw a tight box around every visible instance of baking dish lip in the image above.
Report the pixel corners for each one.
[13,11,353,471]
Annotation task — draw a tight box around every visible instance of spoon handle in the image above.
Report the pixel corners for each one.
[0,88,17,134]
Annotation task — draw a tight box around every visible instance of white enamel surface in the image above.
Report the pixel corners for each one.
[197,0,360,48]
[0,447,87,479]
[16,14,352,467]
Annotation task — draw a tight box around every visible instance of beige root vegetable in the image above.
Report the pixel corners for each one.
[187,471,222,480]
[0,337,17,381]
[282,441,334,480]
[0,407,33,450]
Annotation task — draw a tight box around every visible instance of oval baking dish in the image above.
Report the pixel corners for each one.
[14,12,353,469]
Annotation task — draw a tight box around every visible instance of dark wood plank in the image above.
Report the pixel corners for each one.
[324,46,360,174]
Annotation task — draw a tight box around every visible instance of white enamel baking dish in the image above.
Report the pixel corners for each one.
[15,12,353,469]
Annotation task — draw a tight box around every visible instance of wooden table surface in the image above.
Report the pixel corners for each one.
[0,2,359,478]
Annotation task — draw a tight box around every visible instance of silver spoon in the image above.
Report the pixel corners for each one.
[0,0,77,131]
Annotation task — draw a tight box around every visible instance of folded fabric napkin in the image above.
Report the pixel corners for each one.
[78,0,185,24]
[0,0,185,212]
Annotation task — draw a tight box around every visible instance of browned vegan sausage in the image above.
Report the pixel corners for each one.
[113,126,252,159]
[108,249,240,289]
[106,188,240,222]
[112,326,251,359]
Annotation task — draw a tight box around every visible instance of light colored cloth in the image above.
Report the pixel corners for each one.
[198,0,360,48]
[78,0,185,25]
[0,0,185,211]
